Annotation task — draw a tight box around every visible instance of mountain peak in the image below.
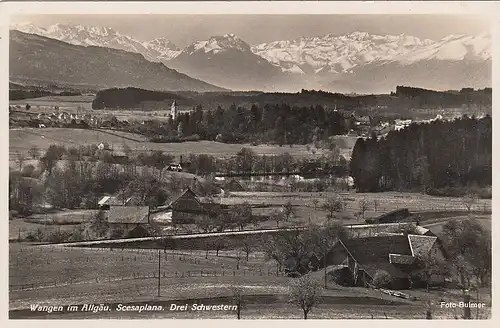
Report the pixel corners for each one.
[183,33,251,55]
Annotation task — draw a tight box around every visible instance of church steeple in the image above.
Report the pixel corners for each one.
[171,100,178,121]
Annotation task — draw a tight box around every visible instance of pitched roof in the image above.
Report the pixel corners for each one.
[168,187,199,205]
[415,226,436,236]
[98,195,131,206]
[98,196,111,206]
[408,235,438,257]
[108,206,150,224]
[342,235,412,264]
[338,235,414,280]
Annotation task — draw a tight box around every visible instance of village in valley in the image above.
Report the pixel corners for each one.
[7,12,492,321]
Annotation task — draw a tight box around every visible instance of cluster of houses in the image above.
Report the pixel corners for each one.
[11,110,104,129]
[97,181,246,237]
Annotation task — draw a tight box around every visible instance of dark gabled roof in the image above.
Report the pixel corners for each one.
[342,235,412,265]
[338,234,443,280]
[108,206,150,224]
[166,187,206,211]
[167,187,198,205]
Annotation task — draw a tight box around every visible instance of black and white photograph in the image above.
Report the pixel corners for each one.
[3,1,495,321]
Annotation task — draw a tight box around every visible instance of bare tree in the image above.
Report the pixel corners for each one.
[230,286,244,319]
[237,237,254,261]
[354,211,363,222]
[311,198,319,213]
[461,193,478,213]
[282,200,296,223]
[213,236,225,257]
[440,218,491,291]
[415,251,448,292]
[271,209,286,228]
[288,275,323,319]
[230,202,253,231]
[197,215,215,234]
[322,196,345,220]
[28,146,40,160]
[358,198,370,221]
[15,151,26,171]
[373,199,380,212]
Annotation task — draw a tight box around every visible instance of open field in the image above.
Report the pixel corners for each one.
[9,243,280,290]
[225,191,492,214]
[10,95,95,111]
[11,95,194,122]
[9,242,490,319]
[10,128,330,159]
[9,220,79,241]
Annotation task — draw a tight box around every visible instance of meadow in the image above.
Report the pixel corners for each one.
[10,95,95,111]
[225,191,492,214]
[9,128,330,160]
[9,242,490,319]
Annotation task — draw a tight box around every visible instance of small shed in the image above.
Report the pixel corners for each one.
[107,205,151,236]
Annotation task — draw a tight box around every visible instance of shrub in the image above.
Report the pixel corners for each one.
[426,186,491,199]
[9,210,18,220]
[21,165,36,177]
[109,227,125,239]
[45,229,72,243]
[330,267,355,286]
[25,228,45,242]
[372,270,392,288]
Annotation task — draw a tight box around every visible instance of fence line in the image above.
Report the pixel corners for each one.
[9,267,283,292]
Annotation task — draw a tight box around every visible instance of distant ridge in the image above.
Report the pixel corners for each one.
[9,30,228,93]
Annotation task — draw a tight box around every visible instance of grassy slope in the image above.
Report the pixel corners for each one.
[9,128,329,159]
[11,242,489,319]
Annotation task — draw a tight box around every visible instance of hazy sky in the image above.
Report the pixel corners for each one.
[11,14,491,47]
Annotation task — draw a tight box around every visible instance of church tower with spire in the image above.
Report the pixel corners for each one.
[171,100,178,121]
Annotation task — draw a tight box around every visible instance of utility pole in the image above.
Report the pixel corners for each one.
[157,249,161,297]
[324,255,327,289]
[476,287,480,320]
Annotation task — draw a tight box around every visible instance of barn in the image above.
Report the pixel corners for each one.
[107,205,152,238]
[322,234,446,290]
[165,187,223,225]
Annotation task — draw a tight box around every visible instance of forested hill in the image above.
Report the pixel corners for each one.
[91,87,492,112]
[350,116,492,194]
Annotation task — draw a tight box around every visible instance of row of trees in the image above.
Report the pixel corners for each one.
[20,140,347,178]
[9,150,216,215]
[350,116,491,193]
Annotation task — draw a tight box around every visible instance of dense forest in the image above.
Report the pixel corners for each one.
[127,103,350,145]
[91,86,492,112]
[350,116,492,195]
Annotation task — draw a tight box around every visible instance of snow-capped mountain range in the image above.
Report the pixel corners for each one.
[10,22,492,92]
[252,31,491,75]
